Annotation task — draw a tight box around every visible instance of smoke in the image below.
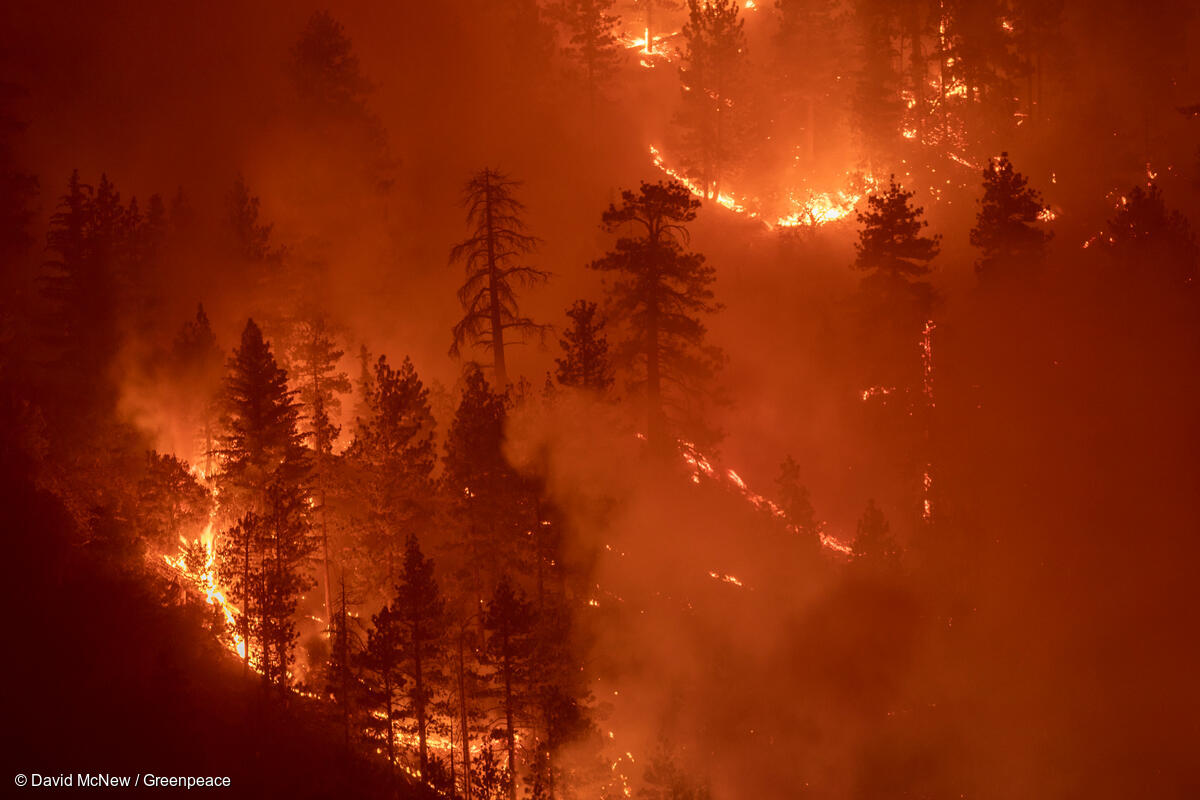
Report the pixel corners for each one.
[7,0,1200,795]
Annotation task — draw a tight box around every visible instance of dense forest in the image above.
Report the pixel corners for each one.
[2,1,1199,798]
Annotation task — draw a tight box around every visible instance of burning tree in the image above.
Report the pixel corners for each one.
[970,152,1052,283]
[674,0,748,200]
[554,299,614,393]
[589,181,722,447]
[633,0,681,48]
[449,169,550,388]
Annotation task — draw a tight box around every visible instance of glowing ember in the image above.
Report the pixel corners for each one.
[708,571,744,587]
[921,320,936,520]
[861,385,896,402]
[677,440,855,556]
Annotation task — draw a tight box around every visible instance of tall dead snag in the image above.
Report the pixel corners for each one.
[449,169,549,388]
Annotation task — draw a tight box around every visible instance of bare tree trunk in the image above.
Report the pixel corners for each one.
[241,529,252,677]
[414,624,429,779]
[320,486,332,636]
[339,577,350,745]
[645,249,664,449]
[534,497,545,611]
[384,667,396,774]
[908,8,924,140]
[313,362,334,641]
[458,631,473,800]
[485,172,508,388]
[503,642,517,800]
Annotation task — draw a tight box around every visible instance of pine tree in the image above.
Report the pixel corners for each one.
[852,498,900,570]
[41,171,92,338]
[775,455,820,548]
[529,601,594,800]
[554,299,614,393]
[170,304,224,474]
[218,510,264,673]
[443,365,523,605]
[774,0,845,170]
[350,355,437,593]
[290,316,350,457]
[941,0,1021,110]
[589,181,722,447]
[639,741,712,800]
[449,169,550,388]
[557,0,622,117]
[226,175,281,265]
[123,192,169,336]
[451,615,488,800]
[364,602,406,774]
[853,178,939,396]
[288,314,350,633]
[1010,0,1064,126]
[257,477,316,688]
[1104,184,1198,287]
[217,318,309,514]
[290,10,372,115]
[287,10,391,193]
[854,177,940,284]
[390,534,447,781]
[895,0,933,145]
[485,577,536,800]
[675,0,748,199]
[970,153,1052,282]
[853,0,903,174]
[41,171,122,382]
[215,319,312,684]
[323,573,367,745]
[137,451,211,552]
